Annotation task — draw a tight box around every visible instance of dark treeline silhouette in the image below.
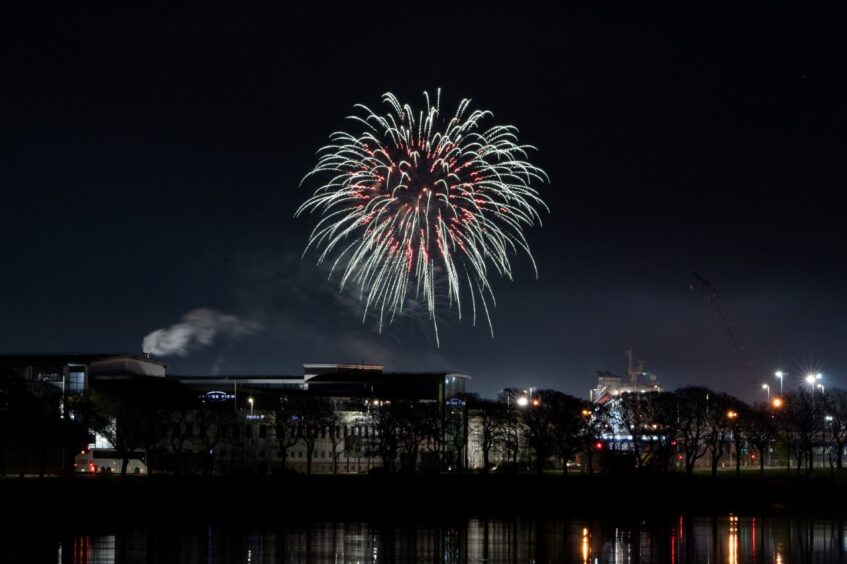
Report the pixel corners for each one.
[2,369,846,477]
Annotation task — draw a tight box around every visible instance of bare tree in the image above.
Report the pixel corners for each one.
[197,404,232,475]
[744,402,779,474]
[327,413,345,474]
[823,388,847,469]
[641,391,679,472]
[77,389,146,476]
[368,401,402,472]
[498,389,528,471]
[296,396,334,475]
[614,392,657,470]
[393,400,435,472]
[575,401,611,474]
[783,390,820,473]
[165,408,194,475]
[727,400,750,475]
[273,395,302,472]
[704,392,738,477]
[444,399,469,473]
[675,387,711,476]
[471,398,507,472]
[521,390,562,474]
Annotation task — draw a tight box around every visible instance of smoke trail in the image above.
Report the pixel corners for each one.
[142,308,262,357]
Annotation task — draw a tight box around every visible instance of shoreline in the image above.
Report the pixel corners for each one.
[4,472,846,527]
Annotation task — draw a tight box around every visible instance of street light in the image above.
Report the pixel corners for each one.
[248,397,254,417]
[775,371,784,396]
[762,384,770,401]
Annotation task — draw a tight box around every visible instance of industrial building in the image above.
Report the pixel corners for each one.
[0,353,470,475]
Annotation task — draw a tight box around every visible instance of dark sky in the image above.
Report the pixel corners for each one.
[3,4,845,400]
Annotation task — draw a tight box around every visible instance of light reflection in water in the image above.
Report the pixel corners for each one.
[728,514,738,564]
[4,515,847,563]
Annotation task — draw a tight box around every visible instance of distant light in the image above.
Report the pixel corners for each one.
[762,384,769,390]
[775,371,784,378]
[531,398,541,407]
[771,397,783,408]
[806,374,816,385]
[517,396,529,407]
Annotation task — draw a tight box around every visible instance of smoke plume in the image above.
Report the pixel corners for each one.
[142,308,262,357]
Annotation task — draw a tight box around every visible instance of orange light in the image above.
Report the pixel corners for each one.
[581,409,591,417]
[531,398,540,407]
[726,410,738,419]
[771,397,783,409]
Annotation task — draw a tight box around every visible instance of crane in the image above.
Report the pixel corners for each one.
[690,272,755,382]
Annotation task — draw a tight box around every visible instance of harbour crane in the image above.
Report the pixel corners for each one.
[690,272,755,382]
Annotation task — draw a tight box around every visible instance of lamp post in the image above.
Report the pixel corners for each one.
[727,410,738,470]
[248,397,254,417]
[806,374,823,411]
[775,371,784,396]
[805,374,817,391]
[825,415,834,468]
[762,384,770,402]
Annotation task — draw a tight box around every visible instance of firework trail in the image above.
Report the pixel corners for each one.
[296,90,548,345]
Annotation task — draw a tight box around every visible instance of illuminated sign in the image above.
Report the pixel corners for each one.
[202,391,235,402]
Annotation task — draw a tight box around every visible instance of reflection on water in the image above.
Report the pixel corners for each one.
[3,514,847,562]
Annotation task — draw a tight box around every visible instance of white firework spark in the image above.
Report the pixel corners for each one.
[296,90,548,345]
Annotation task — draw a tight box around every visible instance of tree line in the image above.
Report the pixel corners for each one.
[473,386,847,476]
[3,367,847,478]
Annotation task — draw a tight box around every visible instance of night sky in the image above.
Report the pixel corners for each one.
[3,4,845,400]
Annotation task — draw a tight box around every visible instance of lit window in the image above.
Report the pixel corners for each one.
[68,371,85,394]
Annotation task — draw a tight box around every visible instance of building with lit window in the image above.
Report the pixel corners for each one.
[0,354,470,475]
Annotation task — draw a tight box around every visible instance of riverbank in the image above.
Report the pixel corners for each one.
[3,471,845,527]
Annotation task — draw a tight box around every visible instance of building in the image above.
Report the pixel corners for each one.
[0,354,470,475]
[589,349,663,404]
[174,364,470,474]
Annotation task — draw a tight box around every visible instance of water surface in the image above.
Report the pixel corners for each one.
[4,514,845,562]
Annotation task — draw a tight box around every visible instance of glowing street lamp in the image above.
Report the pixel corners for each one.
[771,397,783,409]
[761,384,770,401]
[248,397,254,417]
[805,373,823,391]
[775,370,784,396]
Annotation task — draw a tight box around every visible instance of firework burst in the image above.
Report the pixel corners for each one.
[296,90,548,345]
